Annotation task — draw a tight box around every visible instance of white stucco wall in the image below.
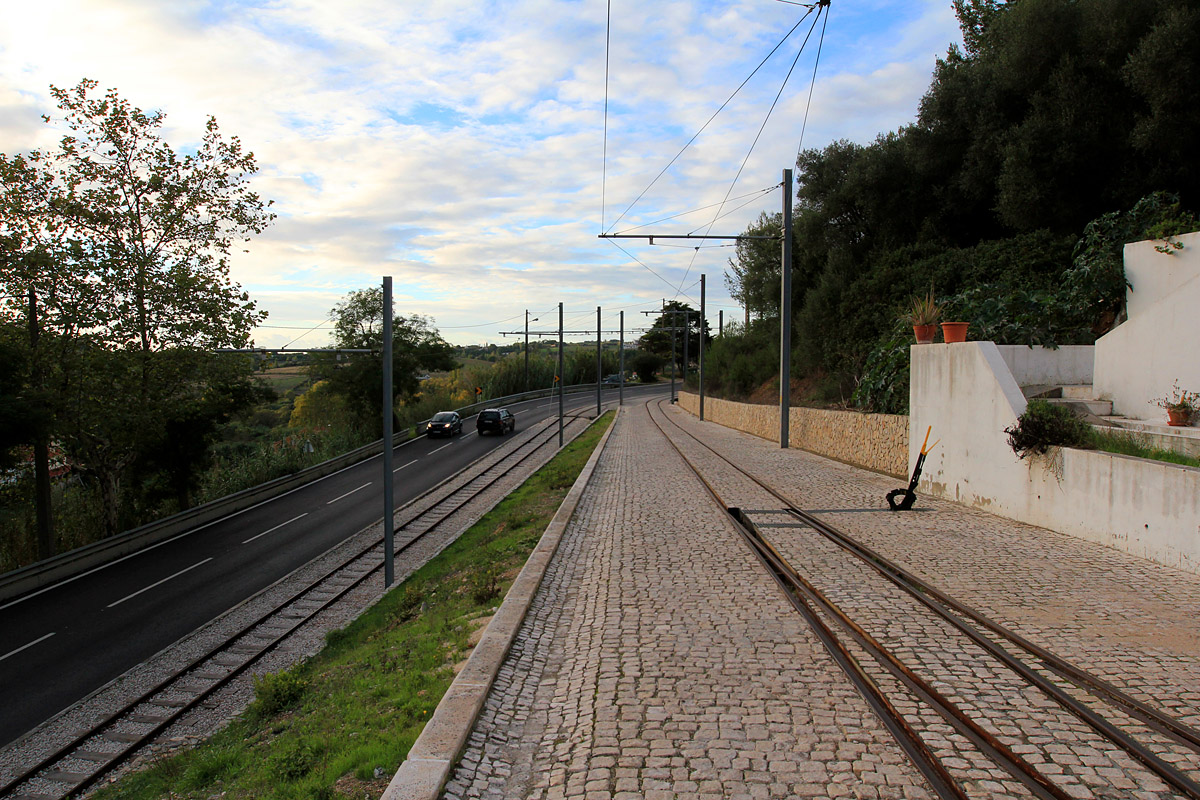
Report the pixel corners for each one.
[911,342,1200,575]
[1094,233,1200,420]
[996,345,1094,387]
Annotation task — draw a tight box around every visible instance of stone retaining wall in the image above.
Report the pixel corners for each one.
[677,392,908,477]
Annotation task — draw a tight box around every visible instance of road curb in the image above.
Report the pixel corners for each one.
[380,407,621,800]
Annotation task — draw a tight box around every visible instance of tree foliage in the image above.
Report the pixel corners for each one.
[716,0,1200,406]
[311,287,458,429]
[0,80,274,537]
[636,301,711,371]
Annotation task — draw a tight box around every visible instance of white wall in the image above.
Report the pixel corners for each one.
[1094,233,1200,420]
[911,342,1200,575]
[997,345,1094,387]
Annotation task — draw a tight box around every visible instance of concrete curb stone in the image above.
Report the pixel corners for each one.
[380,409,620,800]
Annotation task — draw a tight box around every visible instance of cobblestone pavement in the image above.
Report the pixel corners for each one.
[442,399,1200,800]
[656,403,1200,799]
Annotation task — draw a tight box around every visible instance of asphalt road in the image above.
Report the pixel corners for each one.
[0,384,669,747]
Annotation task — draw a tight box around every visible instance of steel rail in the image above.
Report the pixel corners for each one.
[732,509,1071,800]
[652,398,1200,799]
[1,412,598,800]
[642,402,968,800]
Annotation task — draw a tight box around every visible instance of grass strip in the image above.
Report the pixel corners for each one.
[1088,428,1200,469]
[93,411,615,800]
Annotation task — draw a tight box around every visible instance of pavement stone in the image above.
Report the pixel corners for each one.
[439,399,1200,800]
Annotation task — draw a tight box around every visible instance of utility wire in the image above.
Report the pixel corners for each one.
[604,6,817,234]
[795,1,830,166]
[674,6,825,299]
[613,185,779,235]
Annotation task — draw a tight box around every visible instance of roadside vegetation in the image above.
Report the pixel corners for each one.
[710,0,1200,415]
[90,411,613,800]
[1006,401,1200,469]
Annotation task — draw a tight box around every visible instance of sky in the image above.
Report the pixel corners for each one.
[0,0,962,348]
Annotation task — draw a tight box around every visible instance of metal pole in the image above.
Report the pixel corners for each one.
[29,289,53,560]
[524,310,529,393]
[699,274,705,421]
[619,311,625,406]
[780,168,793,449]
[382,276,395,586]
[670,305,676,403]
[682,311,689,390]
[596,306,602,417]
[558,302,564,447]
[719,309,724,337]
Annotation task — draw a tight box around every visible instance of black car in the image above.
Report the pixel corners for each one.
[426,411,462,437]
[476,407,516,435]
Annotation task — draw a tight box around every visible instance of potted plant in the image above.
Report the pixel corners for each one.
[938,299,969,343]
[906,290,941,344]
[1155,381,1200,426]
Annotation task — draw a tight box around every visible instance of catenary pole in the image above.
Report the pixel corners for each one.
[719,309,724,337]
[558,302,564,447]
[596,306,602,417]
[619,311,625,406]
[669,301,676,402]
[524,310,530,393]
[699,274,706,421]
[682,311,689,391]
[780,168,793,449]
[382,276,395,586]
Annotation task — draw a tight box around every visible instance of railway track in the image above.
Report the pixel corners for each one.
[1,411,601,800]
[647,399,1200,800]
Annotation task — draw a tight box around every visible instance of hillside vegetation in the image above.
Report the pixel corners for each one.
[717,0,1200,413]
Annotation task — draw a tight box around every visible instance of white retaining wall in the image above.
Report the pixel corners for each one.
[1094,233,1200,421]
[911,342,1200,575]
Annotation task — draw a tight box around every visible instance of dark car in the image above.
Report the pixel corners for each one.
[477,407,516,436]
[426,411,462,437]
[602,374,622,386]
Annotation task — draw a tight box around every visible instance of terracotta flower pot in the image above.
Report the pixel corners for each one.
[912,324,937,344]
[1167,408,1192,427]
[941,321,969,343]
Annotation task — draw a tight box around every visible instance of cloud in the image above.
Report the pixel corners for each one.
[0,0,962,346]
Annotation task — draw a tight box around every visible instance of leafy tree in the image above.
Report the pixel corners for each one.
[636,302,711,372]
[725,212,782,321]
[631,353,663,384]
[0,79,274,536]
[313,287,458,428]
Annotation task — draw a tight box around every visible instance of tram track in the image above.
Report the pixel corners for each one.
[646,398,1200,799]
[0,411,601,800]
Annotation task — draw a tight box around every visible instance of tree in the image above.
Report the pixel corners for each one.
[314,287,458,428]
[725,212,782,322]
[0,80,275,536]
[636,302,711,373]
[631,353,663,384]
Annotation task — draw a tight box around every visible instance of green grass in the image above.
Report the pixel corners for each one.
[92,411,614,800]
[1087,427,1200,469]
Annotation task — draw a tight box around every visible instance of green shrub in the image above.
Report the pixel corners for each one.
[852,333,910,414]
[252,670,309,716]
[1005,400,1093,459]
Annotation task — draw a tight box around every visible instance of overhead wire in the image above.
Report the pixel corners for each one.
[795,1,830,166]
[673,5,826,299]
[612,185,779,235]
[603,5,818,234]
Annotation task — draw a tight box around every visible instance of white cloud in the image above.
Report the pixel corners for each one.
[0,0,961,347]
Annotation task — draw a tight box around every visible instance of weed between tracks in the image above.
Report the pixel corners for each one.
[91,412,614,800]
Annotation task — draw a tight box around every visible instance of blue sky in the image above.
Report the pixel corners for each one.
[0,0,962,347]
